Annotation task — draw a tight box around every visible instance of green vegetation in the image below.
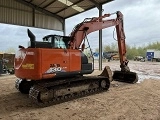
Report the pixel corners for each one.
[0,47,16,54]
[95,41,160,60]
[5,47,16,53]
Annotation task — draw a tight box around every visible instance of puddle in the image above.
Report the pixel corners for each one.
[131,70,160,83]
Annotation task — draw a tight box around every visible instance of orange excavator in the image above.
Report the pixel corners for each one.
[14,11,138,106]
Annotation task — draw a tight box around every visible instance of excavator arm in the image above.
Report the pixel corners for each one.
[115,11,130,72]
[69,11,138,83]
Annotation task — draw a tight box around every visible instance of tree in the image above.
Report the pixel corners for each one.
[95,48,99,52]
[5,47,16,53]
[103,43,117,52]
[103,45,111,52]
[126,46,139,59]
[146,41,160,50]
[95,41,160,60]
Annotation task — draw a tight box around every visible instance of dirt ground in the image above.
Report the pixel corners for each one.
[1,61,160,120]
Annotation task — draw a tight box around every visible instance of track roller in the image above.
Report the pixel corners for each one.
[99,79,110,90]
[112,71,138,83]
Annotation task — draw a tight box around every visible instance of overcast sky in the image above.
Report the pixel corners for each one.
[0,0,160,52]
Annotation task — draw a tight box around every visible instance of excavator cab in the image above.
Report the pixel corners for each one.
[28,30,70,49]
[42,35,70,49]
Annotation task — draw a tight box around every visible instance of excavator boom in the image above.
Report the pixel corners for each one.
[69,11,128,67]
[69,13,118,49]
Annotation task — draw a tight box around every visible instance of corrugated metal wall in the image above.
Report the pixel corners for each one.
[35,11,62,31]
[0,0,63,31]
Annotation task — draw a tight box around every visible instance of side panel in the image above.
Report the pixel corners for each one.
[154,51,160,58]
[68,49,81,71]
[41,49,70,78]
[15,48,81,80]
[146,52,154,61]
[14,48,42,80]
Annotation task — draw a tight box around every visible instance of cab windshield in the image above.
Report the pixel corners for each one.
[43,35,70,49]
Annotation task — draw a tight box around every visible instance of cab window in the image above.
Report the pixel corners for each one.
[54,36,66,49]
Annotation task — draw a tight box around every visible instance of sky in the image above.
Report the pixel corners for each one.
[0,0,160,52]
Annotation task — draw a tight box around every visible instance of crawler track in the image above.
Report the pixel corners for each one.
[29,76,110,107]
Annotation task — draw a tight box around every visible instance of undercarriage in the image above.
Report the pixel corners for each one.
[15,66,138,107]
[16,75,110,107]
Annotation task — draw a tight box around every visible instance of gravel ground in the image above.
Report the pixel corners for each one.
[1,61,160,120]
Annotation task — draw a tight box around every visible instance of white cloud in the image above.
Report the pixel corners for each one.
[0,24,62,51]
[65,0,160,50]
[0,0,160,51]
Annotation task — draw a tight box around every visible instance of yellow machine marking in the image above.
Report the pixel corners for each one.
[22,64,34,69]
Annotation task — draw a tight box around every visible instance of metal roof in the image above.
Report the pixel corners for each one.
[0,0,113,31]
[16,0,113,21]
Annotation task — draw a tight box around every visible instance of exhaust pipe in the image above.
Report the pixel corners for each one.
[27,29,35,48]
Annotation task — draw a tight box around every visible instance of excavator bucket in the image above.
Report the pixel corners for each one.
[113,71,138,83]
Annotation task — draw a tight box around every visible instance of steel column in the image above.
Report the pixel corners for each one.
[63,19,66,36]
[32,8,35,27]
[99,5,102,70]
